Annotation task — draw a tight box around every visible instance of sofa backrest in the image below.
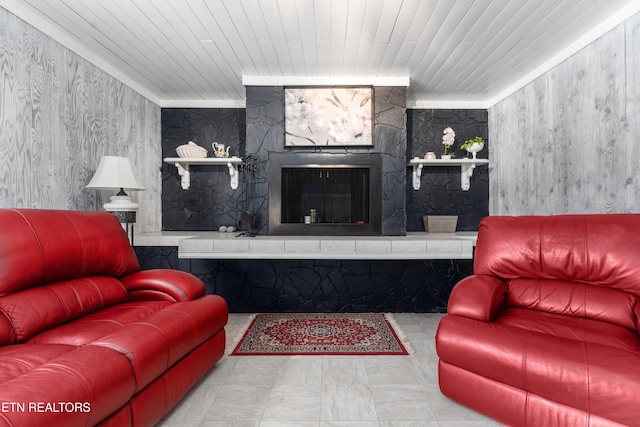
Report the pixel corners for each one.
[0,209,140,343]
[506,278,638,331]
[0,276,130,344]
[475,214,640,296]
[0,209,140,295]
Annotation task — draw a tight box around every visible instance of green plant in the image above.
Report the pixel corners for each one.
[461,136,485,151]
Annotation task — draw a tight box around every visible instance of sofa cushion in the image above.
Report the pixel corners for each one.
[26,301,173,346]
[0,344,135,427]
[25,295,228,393]
[506,278,637,331]
[0,277,130,344]
[0,344,76,384]
[89,295,228,392]
[437,308,640,426]
[0,209,139,297]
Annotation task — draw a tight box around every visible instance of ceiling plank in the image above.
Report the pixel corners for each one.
[278,0,307,75]
[258,0,294,76]
[151,0,241,99]
[293,0,318,76]
[330,0,349,75]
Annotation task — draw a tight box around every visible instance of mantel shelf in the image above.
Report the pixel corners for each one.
[408,157,490,191]
[164,157,243,190]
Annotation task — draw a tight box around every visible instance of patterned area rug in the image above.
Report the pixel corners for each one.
[230,313,409,355]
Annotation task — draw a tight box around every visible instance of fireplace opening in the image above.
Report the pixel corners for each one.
[281,167,370,225]
[269,153,382,235]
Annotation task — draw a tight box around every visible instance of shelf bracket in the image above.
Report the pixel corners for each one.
[460,163,476,191]
[227,161,239,190]
[411,163,424,190]
[174,163,191,190]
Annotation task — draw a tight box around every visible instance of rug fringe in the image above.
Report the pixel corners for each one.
[384,313,415,354]
[224,313,257,356]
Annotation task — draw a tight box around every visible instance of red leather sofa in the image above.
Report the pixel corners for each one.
[436,214,640,426]
[0,209,228,427]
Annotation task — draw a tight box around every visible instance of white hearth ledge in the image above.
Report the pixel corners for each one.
[134,232,478,260]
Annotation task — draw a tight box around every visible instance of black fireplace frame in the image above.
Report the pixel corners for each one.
[268,152,382,236]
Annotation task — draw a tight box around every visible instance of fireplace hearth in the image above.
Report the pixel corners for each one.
[268,153,382,235]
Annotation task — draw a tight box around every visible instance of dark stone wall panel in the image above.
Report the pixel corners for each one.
[161,108,246,231]
[406,109,489,231]
[135,247,472,313]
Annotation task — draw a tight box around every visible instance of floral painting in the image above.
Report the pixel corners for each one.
[285,87,373,146]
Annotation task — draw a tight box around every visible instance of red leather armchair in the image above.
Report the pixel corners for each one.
[0,209,228,427]
[436,214,640,426]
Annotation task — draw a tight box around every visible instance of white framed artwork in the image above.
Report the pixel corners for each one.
[284,87,373,147]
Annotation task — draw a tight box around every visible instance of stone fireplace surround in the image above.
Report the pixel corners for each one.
[247,85,407,236]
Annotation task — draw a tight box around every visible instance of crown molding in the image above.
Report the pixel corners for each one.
[407,100,490,110]
[160,99,246,109]
[242,76,410,87]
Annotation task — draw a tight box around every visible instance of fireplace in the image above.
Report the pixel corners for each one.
[268,153,382,235]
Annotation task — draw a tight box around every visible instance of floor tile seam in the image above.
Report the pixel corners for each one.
[414,382,457,425]
[182,383,225,423]
[200,384,270,423]
[254,382,276,424]
[317,380,380,423]
[320,356,373,387]
[364,359,423,387]
[261,381,326,423]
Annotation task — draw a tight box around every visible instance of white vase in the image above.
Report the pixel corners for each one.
[466,142,484,159]
[441,154,452,160]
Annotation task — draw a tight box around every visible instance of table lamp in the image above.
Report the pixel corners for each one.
[87,156,145,239]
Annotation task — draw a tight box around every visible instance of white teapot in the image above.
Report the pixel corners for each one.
[212,142,230,158]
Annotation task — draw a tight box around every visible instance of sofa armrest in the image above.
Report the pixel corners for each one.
[447,275,508,322]
[120,270,206,302]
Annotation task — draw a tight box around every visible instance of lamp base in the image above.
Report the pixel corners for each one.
[103,195,139,212]
[109,210,137,223]
[104,195,138,245]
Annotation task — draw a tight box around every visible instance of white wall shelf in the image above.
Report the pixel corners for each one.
[164,157,242,190]
[409,157,490,191]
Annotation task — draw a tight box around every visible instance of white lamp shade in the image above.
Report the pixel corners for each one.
[87,156,145,191]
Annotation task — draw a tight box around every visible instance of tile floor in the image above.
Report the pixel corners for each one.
[158,313,502,427]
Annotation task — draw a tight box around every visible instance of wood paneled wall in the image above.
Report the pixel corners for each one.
[489,12,640,215]
[0,8,161,232]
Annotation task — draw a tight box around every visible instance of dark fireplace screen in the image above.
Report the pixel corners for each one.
[281,167,370,225]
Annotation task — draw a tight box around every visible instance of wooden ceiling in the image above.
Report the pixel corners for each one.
[3,0,639,108]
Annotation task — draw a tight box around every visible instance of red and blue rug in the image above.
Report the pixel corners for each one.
[230,313,409,356]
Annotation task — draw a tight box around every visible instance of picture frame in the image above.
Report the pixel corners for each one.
[284,87,373,147]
